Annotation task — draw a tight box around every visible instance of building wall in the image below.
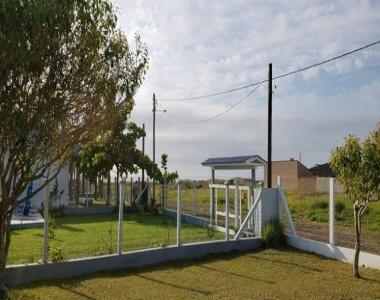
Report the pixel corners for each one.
[316,177,344,193]
[20,165,70,209]
[264,160,304,190]
[298,176,316,192]
[264,160,318,192]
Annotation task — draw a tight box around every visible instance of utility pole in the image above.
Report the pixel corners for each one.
[152,93,156,202]
[267,63,272,188]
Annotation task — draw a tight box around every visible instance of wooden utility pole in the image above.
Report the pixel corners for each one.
[267,63,272,188]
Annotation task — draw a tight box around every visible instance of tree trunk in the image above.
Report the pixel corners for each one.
[75,163,80,204]
[353,206,361,278]
[107,173,111,206]
[116,168,119,207]
[68,159,74,202]
[0,211,12,296]
[81,174,85,195]
[99,175,103,199]
[94,180,98,201]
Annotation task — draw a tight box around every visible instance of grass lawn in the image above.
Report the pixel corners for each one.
[11,247,380,300]
[8,212,224,265]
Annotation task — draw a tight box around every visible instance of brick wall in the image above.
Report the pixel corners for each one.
[264,160,316,192]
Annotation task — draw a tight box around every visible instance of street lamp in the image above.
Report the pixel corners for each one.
[152,93,167,204]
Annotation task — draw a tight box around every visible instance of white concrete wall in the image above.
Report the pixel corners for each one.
[20,165,70,208]
[316,177,344,193]
[287,235,380,270]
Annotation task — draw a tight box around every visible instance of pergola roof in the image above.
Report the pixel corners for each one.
[201,155,266,170]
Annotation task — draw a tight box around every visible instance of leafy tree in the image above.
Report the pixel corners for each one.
[330,125,380,278]
[160,154,178,184]
[79,115,162,207]
[159,153,178,208]
[0,0,148,293]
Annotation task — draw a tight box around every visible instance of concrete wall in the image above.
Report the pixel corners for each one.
[254,189,279,237]
[316,177,344,193]
[297,176,316,192]
[287,235,380,270]
[165,209,211,227]
[65,206,115,215]
[5,238,262,286]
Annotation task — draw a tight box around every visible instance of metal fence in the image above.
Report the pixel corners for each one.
[7,179,229,266]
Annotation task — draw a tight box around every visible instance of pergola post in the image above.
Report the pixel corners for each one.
[211,168,215,222]
[251,168,256,187]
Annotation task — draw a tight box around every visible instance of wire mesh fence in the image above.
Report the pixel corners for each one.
[8,207,44,265]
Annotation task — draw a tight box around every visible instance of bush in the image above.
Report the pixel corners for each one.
[311,200,328,210]
[335,202,346,214]
[262,219,284,247]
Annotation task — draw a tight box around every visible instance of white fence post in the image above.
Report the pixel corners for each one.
[329,177,335,245]
[117,178,125,255]
[277,175,281,187]
[42,179,49,263]
[209,186,213,224]
[177,182,182,247]
[234,183,239,229]
[225,184,230,241]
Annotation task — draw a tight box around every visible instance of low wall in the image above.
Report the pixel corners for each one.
[5,238,262,286]
[165,209,211,227]
[164,209,235,235]
[287,235,380,270]
[65,206,115,215]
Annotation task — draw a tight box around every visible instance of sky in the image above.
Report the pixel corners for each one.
[112,0,380,180]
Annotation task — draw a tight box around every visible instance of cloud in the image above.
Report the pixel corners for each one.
[112,0,380,179]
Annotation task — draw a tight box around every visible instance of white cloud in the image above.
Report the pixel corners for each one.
[112,0,380,179]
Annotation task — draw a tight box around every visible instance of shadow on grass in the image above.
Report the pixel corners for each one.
[197,264,275,284]
[57,225,85,232]
[246,249,323,273]
[135,274,211,296]
[56,283,98,300]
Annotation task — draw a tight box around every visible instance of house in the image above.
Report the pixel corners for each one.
[22,165,70,208]
[264,159,344,193]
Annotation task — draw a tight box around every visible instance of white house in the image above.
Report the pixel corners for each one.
[22,165,71,208]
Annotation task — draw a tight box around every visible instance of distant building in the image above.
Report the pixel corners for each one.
[309,163,344,193]
[264,159,344,193]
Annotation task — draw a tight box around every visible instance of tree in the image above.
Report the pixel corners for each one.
[330,125,380,278]
[78,114,162,207]
[0,0,148,294]
[159,154,178,208]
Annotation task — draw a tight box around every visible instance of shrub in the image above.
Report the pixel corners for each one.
[335,202,346,214]
[262,219,284,247]
[206,222,216,240]
[311,200,328,210]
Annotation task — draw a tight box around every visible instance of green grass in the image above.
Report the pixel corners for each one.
[8,212,224,265]
[11,247,380,300]
[284,190,380,231]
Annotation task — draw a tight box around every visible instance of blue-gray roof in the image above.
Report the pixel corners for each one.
[201,155,266,169]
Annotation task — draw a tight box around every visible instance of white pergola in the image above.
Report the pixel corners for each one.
[201,155,266,221]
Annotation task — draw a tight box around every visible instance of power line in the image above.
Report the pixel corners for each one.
[159,39,380,102]
[171,84,262,125]
[159,62,379,126]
